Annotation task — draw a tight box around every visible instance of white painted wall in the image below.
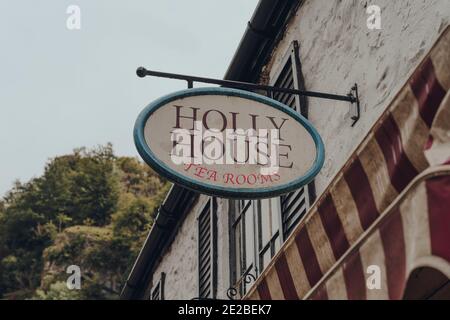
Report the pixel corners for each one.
[266,0,450,195]
[148,196,230,299]
[145,0,450,299]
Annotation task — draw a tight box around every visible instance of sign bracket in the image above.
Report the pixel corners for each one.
[136,67,361,126]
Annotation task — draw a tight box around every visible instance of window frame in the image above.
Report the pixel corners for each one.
[257,198,283,272]
[150,272,165,300]
[229,199,258,298]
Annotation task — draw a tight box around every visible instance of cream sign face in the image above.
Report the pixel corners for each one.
[134,87,324,198]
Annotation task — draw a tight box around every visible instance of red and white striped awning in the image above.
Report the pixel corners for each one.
[244,26,450,300]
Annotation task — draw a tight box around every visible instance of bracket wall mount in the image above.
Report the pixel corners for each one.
[136,67,361,126]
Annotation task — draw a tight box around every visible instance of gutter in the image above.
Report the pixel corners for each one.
[224,0,301,82]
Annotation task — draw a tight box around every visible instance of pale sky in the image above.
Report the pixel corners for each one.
[0,0,259,196]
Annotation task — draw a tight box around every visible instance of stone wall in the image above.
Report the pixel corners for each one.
[267,0,450,194]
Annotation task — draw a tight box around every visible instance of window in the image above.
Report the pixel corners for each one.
[228,41,316,297]
[258,198,282,271]
[198,197,217,299]
[270,40,316,240]
[229,200,257,298]
[150,272,165,300]
[229,198,283,298]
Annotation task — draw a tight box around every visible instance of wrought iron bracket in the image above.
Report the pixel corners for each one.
[226,268,257,300]
[349,84,360,127]
[136,67,361,126]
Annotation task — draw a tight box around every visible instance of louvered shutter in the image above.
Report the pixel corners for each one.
[198,198,217,298]
[271,41,315,240]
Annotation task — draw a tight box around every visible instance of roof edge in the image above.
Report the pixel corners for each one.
[224,0,301,82]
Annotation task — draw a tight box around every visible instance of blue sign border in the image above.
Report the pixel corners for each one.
[134,87,325,199]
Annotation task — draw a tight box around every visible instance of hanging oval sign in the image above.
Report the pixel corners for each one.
[134,87,324,199]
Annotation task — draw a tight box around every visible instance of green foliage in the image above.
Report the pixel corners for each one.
[117,157,167,197]
[34,281,81,300]
[0,144,169,299]
[112,194,155,238]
